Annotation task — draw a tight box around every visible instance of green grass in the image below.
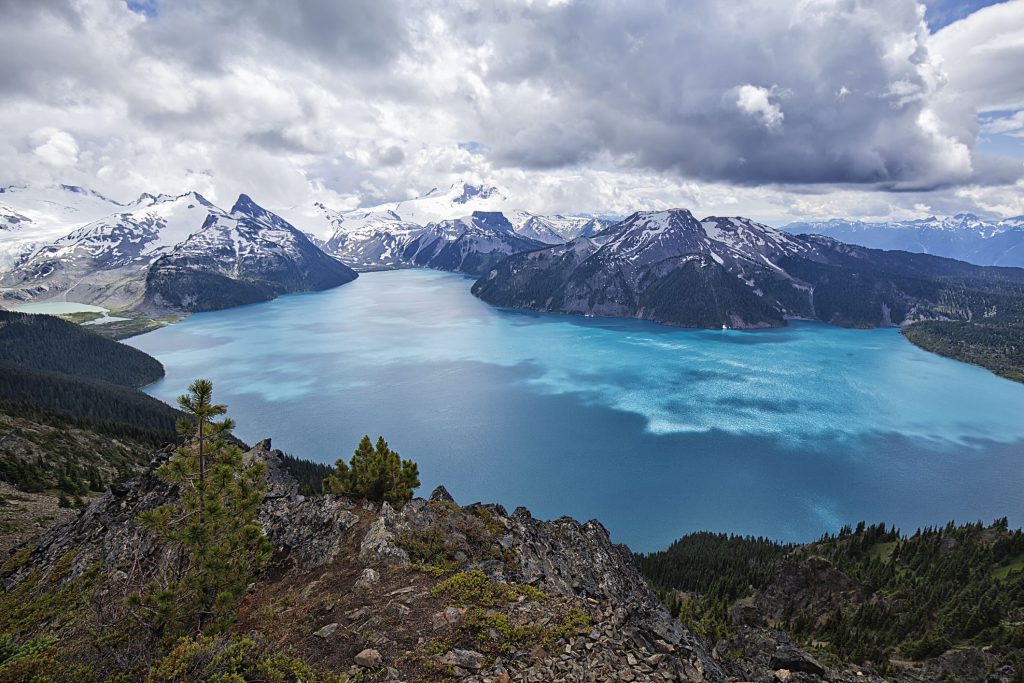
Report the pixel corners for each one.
[57,311,105,324]
[993,555,1024,581]
[868,541,898,562]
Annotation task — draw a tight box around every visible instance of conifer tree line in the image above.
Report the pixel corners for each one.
[0,310,164,388]
[638,520,1024,669]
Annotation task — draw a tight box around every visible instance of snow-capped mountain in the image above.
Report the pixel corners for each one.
[507,211,617,244]
[472,209,1024,329]
[0,192,219,308]
[284,199,548,273]
[401,211,546,276]
[275,182,520,270]
[143,195,357,312]
[0,184,130,269]
[274,182,619,270]
[318,210,423,269]
[0,190,357,312]
[0,205,31,232]
[353,180,510,226]
[783,213,1024,267]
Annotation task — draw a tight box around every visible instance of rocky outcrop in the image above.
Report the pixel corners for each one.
[6,439,920,682]
[731,557,874,629]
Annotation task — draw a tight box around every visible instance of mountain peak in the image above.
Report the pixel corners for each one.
[57,184,120,204]
[468,210,513,233]
[231,193,264,216]
[618,208,701,232]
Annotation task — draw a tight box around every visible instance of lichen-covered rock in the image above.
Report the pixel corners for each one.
[358,502,410,566]
[354,647,382,668]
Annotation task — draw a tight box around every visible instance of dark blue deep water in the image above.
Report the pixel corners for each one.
[129,269,1024,551]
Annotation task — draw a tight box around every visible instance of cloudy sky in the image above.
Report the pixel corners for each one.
[1,0,1023,225]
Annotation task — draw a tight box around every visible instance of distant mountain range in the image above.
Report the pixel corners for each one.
[278,181,616,268]
[0,182,612,312]
[6,181,1024,347]
[783,213,1024,267]
[473,209,1024,330]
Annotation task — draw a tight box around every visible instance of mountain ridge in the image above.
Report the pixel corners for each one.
[473,207,1024,331]
[783,213,1024,267]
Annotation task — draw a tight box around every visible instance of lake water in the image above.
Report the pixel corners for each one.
[12,301,108,314]
[128,269,1024,551]
[10,301,129,325]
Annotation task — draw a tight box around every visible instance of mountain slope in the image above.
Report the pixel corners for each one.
[473,210,816,328]
[143,195,357,312]
[473,209,1024,330]
[402,211,546,276]
[0,439,737,682]
[0,310,178,503]
[320,209,424,269]
[362,180,510,226]
[0,309,162,387]
[508,211,617,244]
[638,521,1024,682]
[276,183,613,269]
[0,309,177,441]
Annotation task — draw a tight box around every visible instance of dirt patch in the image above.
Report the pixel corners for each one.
[0,481,77,555]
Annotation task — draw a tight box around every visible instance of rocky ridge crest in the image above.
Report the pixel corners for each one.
[4,440,902,682]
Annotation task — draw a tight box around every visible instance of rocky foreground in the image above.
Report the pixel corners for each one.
[1,441,992,682]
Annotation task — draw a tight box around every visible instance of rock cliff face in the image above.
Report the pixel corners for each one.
[5,441,960,682]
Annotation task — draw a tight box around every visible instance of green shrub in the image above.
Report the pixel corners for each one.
[431,570,546,607]
[323,435,419,507]
[145,633,348,682]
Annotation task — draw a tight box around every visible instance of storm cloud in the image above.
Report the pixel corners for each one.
[0,0,1021,221]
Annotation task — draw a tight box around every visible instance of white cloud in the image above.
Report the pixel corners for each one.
[981,110,1024,137]
[930,0,1024,113]
[32,129,79,167]
[0,0,1019,222]
[736,85,785,131]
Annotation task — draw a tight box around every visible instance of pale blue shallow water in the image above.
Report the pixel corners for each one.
[128,269,1024,551]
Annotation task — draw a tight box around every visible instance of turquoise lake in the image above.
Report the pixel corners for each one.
[128,269,1024,551]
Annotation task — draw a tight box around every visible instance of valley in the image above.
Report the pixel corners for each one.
[5,187,1024,681]
[1,277,1021,682]
[7,182,1024,382]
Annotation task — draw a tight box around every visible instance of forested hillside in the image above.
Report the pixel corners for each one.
[0,311,179,450]
[638,521,1024,676]
[903,320,1024,382]
[0,310,163,387]
[0,311,179,509]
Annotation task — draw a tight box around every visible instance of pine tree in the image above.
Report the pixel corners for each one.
[323,435,420,506]
[133,379,270,635]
